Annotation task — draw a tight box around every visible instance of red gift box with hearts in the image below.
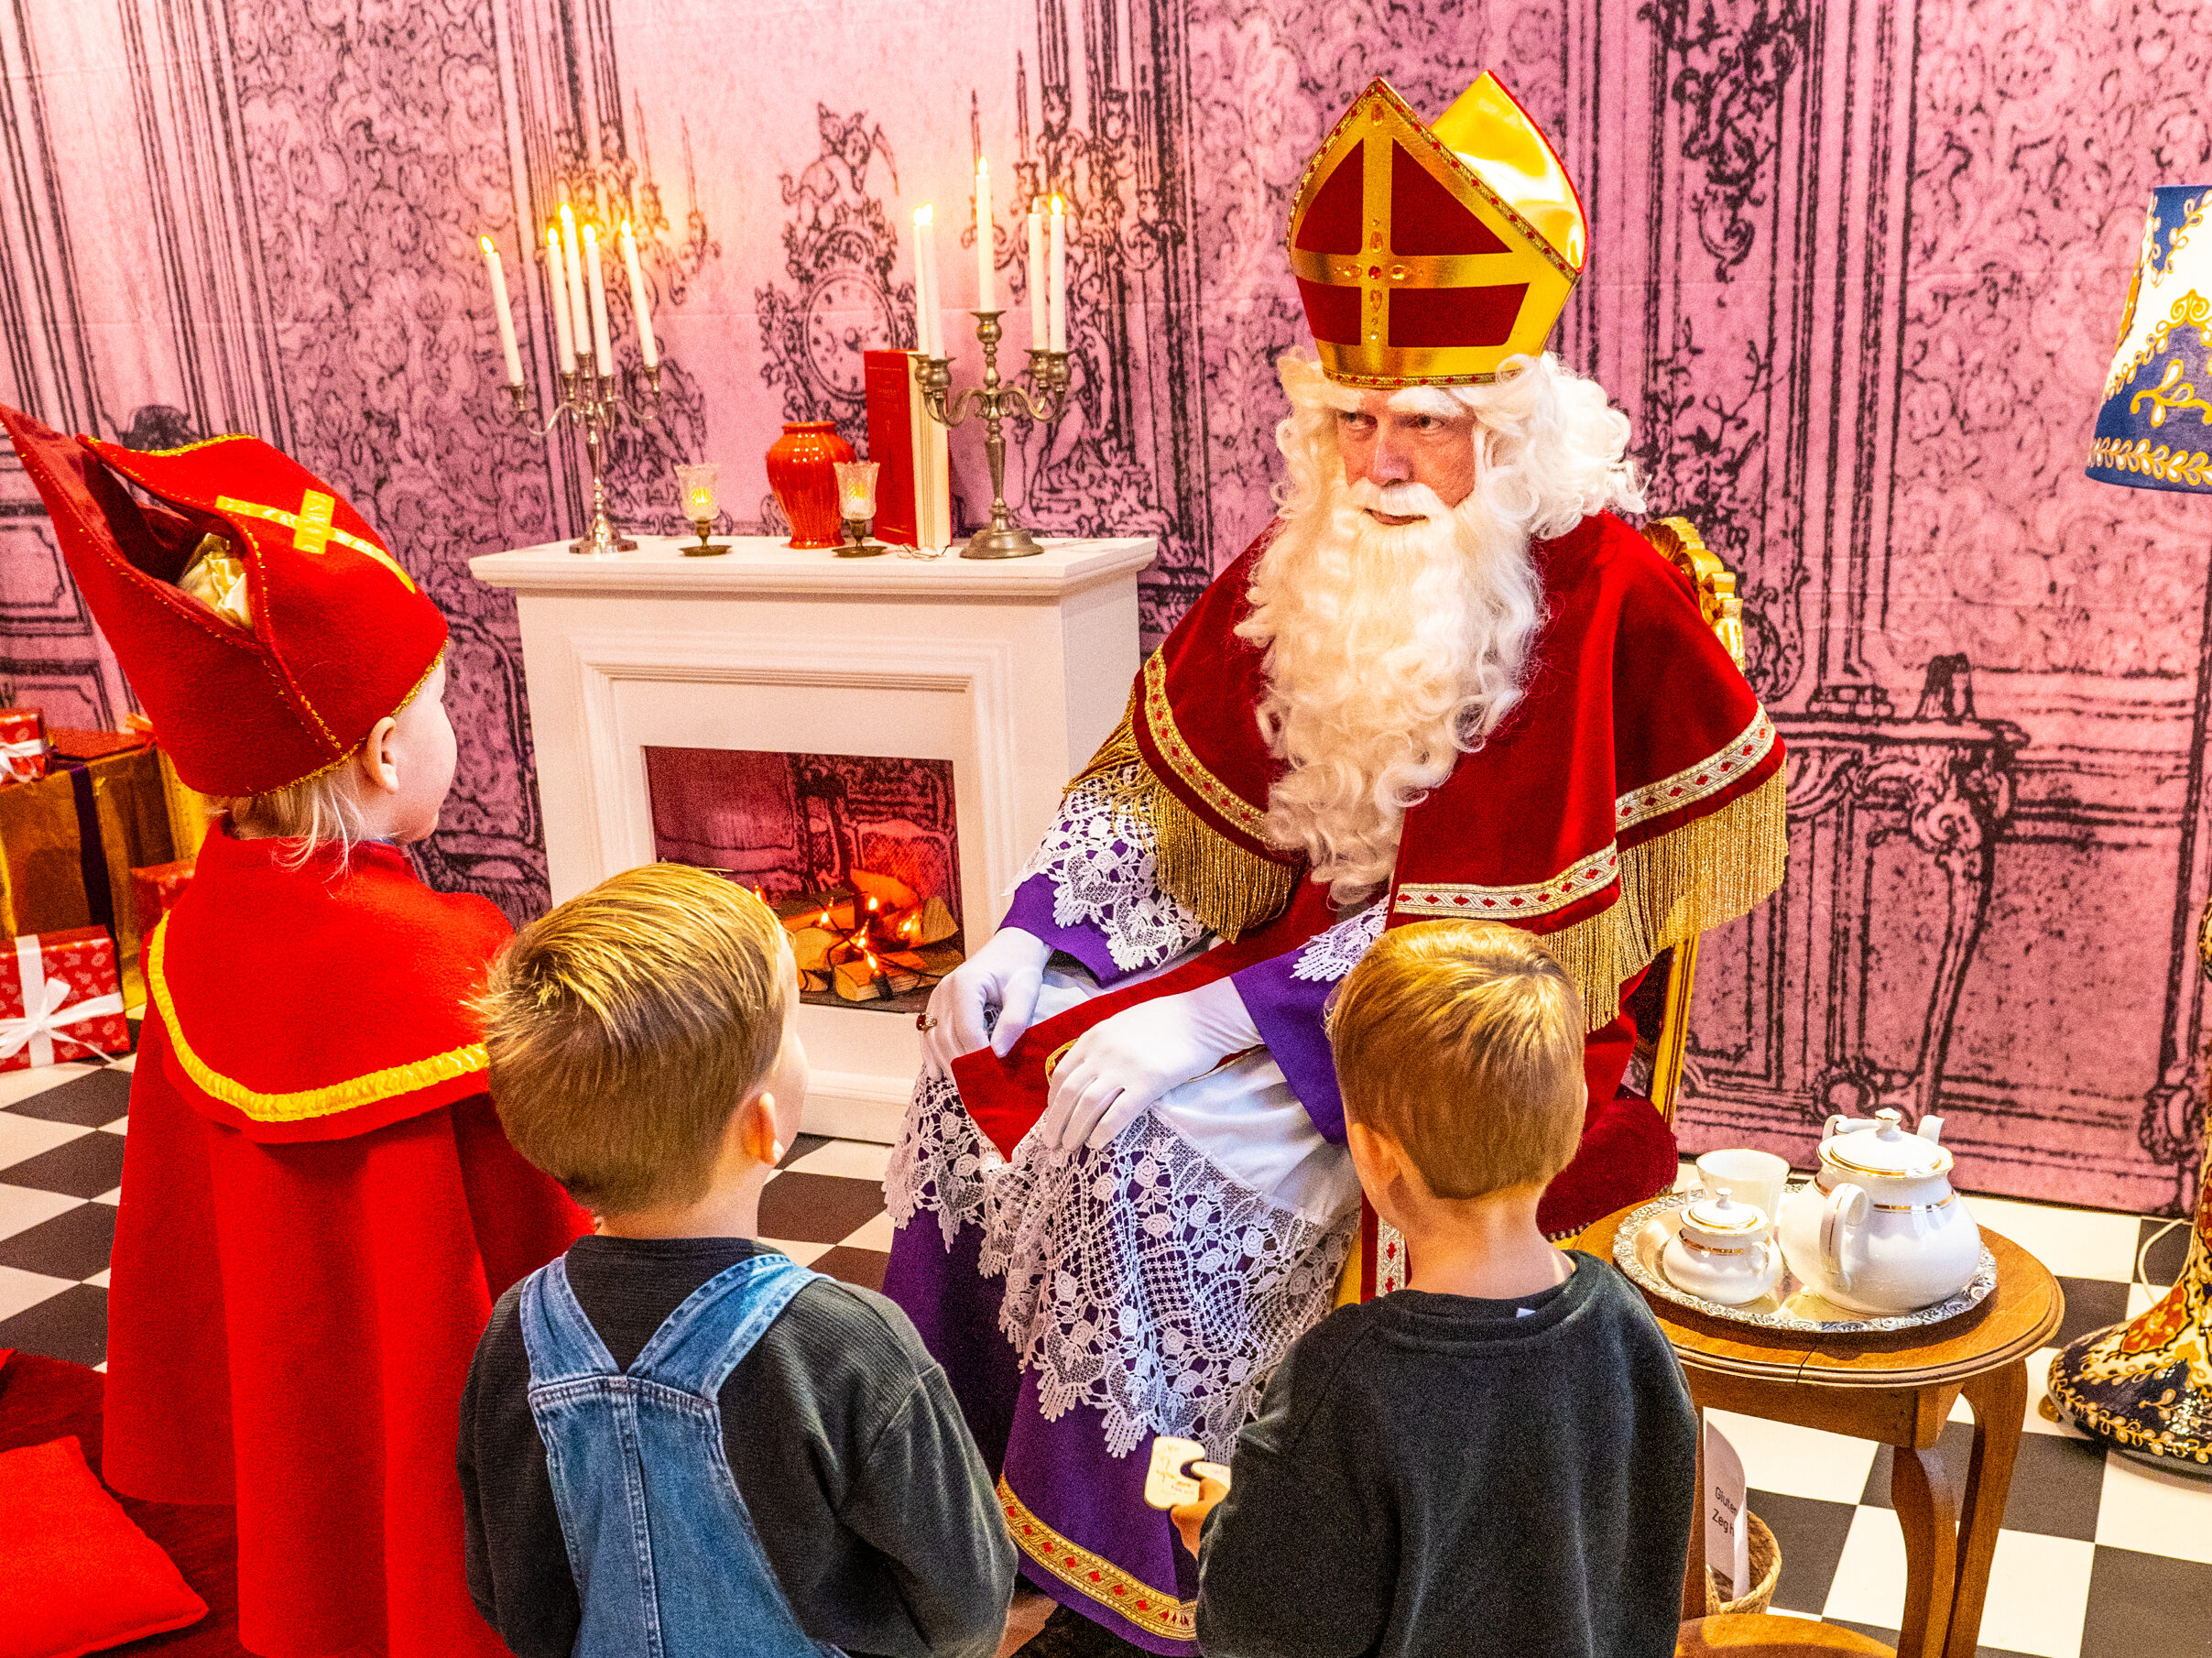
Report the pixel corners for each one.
[0,708,48,785]
[0,927,129,1070]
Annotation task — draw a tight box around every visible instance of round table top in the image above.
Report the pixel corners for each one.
[1676,1612,1896,1654]
[1574,1207,2064,1389]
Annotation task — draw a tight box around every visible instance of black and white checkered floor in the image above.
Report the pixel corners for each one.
[3,1045,2207,1657]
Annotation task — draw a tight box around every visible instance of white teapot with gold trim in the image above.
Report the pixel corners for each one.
[1777,1108,1982,1315]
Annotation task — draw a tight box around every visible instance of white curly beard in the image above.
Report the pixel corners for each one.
[1237,472,1544,908]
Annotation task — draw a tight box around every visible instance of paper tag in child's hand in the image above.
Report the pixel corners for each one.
[1143,1436,1231,1510]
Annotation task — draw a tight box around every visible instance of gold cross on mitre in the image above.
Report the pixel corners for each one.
[212,487,418,592]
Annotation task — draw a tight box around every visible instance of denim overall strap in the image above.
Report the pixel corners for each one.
[519,1252,840,1658]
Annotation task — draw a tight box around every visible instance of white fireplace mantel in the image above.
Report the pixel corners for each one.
[472,533,1157,1143]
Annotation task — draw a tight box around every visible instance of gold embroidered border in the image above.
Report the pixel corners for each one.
[997,1476,1197,1641]
[1615,707,1776,835]
[1139,650,1268,838]
[1393,842,1619,921]
[145,916,487,1123]
[2088,434,2212,489]
[133,431,256,458]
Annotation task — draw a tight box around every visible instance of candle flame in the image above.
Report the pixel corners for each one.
[977,156,988,178]
[560,203,575,229]
[915,202,933,227]
[621,218,634,237]
[479,234,494,254]
[1051,194,1064,215]
[583,223,598,247]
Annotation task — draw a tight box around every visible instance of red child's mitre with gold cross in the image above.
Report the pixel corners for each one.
[1,405,447,798]
[1286,74,1587,387]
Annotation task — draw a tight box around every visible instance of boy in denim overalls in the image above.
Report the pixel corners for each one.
[458,864,1016,1658]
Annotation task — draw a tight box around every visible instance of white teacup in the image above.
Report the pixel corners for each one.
[1695,1147,1791,1218]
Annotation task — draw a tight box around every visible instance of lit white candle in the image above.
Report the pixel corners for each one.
[912,204,939,357]
[559,205,590,366]
[975,157,995,312]
[479,235,524,385]
[1027,201,1046,354]
[544,225,575,365]
[1049,194,1067,353]
[583,223,614,378]
[619,219,658,369]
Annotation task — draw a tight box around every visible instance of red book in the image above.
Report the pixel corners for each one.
[863,349,952,548]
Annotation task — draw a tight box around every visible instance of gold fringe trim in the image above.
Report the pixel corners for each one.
[1067,696,1297,942]
[1532,769,1787,1031]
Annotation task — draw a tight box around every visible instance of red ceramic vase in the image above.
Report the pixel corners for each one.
[765,420,855,550]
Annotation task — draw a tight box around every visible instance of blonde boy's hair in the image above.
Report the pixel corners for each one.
[1330,920,1585,1200]
[481,863,791,1214]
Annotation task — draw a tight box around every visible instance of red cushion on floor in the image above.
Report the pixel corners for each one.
[0,1434,208,1657]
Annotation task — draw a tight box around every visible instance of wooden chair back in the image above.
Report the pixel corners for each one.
[1626,516,1749,1128]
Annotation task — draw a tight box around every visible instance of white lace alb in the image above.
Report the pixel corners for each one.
[1291,900,1387,982]
[981,1108,1351,1461]
[1018,762,1206,972]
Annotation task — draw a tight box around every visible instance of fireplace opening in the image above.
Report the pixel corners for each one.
[645,746,966,1013]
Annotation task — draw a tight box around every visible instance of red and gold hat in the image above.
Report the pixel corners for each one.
[1286,74,1586,387]
[0,405,446,798]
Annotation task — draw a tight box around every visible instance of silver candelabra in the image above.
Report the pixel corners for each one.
[506,357,662,555]
[917,311,1069,559]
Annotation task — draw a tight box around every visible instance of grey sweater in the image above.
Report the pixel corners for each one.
[458,1235,1015,1658]
[1196,1254,1696,1658]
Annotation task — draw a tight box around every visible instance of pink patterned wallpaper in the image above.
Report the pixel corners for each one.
[0,0,2206,1215]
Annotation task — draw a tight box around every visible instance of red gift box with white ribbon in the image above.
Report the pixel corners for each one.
[0,708,48,786]
[0,927,129,1070]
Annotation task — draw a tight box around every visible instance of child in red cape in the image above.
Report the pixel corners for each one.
[0,405,590,1658]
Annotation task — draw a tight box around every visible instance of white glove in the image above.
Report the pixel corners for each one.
[1038,977,1260,1153]
[921,926,1052,1077]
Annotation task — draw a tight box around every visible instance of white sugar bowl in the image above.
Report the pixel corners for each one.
[1778,1108,1982,1315]
[1662,1188,1783,1306]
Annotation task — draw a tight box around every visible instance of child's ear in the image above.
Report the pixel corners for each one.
[730,1089,781,1169]
[356,714,401,798]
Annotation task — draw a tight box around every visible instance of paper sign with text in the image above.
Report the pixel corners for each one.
[1704,1414,1751,1600]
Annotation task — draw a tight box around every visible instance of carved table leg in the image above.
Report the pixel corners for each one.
[1890,1440,1960,1658]
[1945,1362,2027,1658]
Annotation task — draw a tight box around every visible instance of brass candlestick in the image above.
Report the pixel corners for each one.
[916,311,1069,559]
[507,356,662,555]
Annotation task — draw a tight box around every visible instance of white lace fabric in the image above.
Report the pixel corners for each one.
[888,1069,1354,1463]
[1290,900,1386,982]
[1018,762,1206,973]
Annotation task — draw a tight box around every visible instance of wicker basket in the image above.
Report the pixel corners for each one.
[1704,1511,1782,1617]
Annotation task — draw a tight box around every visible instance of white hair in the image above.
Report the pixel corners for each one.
[1237,352,1645,907]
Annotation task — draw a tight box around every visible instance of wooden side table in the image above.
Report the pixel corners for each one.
[1575,1211,2063,1658]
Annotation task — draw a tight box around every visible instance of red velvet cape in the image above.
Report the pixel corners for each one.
[104,825,588,1658]
[959,512,1785,1229]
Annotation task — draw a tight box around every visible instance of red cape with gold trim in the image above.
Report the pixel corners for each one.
[104,825,589,1658]
[957,511,1785,1179]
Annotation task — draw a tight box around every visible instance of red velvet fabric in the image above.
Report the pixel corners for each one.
[104,833,590,1658]
[0,405,447,798]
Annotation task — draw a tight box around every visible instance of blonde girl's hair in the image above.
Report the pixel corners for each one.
[480,863,791,1216]
[1330,919,1585,1199]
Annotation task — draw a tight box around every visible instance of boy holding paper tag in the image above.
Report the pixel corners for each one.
[1167,921,1699,1658]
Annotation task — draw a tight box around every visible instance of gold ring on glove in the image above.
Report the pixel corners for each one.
[916,1013,937,1032]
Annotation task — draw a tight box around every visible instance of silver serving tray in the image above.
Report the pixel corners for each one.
[1613,1189,1999,1336]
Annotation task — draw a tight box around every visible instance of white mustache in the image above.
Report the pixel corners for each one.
[1346,478,1450,519]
